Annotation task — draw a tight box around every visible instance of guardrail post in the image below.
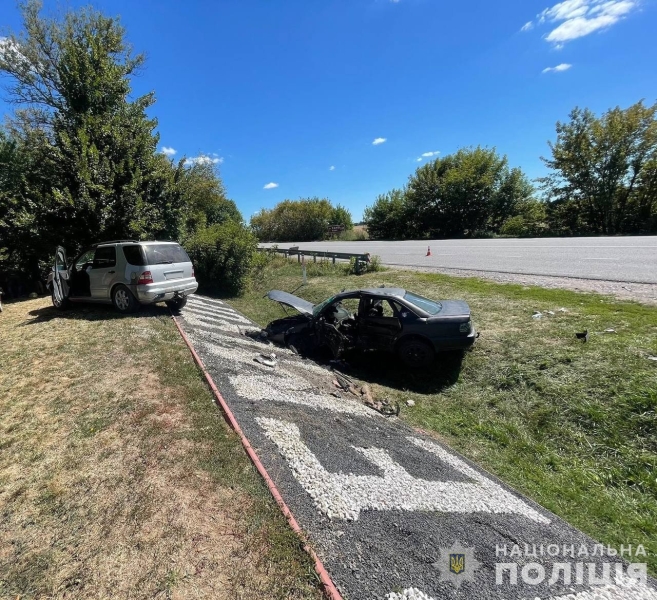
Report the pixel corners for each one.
[313,254,317,263]
[332,255,336,265]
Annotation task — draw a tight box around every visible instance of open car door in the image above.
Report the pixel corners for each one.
[52,246,70,309]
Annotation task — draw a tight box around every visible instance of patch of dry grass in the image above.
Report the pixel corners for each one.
[0,298,320,600]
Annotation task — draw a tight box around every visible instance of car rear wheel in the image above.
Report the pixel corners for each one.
[165,296,187,312]
[112,285,138,313]
[397,337,435,368]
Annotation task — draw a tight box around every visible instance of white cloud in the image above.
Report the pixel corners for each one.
[542,62,573,72]
[372,137,387,145]
[523,0,637,45]
[329,165,335,171]
[416,150,440,161]
[161,146,177,156]
[263,182,279,190]
[185,154,224,166]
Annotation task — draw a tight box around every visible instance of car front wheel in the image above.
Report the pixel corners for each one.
[397,337,435,368]
[165,296,187,312]
[112,285,138,313]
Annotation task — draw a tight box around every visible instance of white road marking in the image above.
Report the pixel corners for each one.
[183,304,253,324]
[180,310,242,333]
[257,417,550,523]
[386,577,657,599]
[188,295,228,307]
[230,374,373,417]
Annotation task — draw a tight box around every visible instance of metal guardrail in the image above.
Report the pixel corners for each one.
[258,246,371,272]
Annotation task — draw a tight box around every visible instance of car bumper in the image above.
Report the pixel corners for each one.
[133,279,198,304]
[432,328,477,351]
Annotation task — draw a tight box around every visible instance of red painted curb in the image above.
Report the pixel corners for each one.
[171,313,344,600]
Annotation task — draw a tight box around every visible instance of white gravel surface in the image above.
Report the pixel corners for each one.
[257,417,549,523]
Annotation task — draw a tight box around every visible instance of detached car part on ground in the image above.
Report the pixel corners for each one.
[47,240,198,313]
[264,287,476,368]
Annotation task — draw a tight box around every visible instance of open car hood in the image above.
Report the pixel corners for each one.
[266,290,315,316]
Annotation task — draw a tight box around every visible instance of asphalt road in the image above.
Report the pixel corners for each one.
[178,295,657,600]
[261,237,657,284]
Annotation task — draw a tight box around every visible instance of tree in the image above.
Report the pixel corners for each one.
[178,160,242,240]
[403,147,533,238]
[330,204,353,231]
[250,197,353,242]
[0,0,180,255]
[540,101,657,234]
[363,188,412,240]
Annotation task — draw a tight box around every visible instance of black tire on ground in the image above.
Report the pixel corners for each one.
[396,337,435,368]
[112,284,139,313]
[51,289,69,310]
[287,332,310,356]
[165,296,187,312]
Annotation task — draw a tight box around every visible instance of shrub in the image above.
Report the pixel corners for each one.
[334,228,369,241]
[342,254,383,275]
[184,221,258,295]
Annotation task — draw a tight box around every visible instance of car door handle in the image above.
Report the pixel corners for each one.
[107,270,115,274]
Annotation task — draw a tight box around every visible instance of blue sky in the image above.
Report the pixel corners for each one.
[1,0,656,221]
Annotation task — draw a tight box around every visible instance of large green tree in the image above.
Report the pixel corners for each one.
[540,100,657,234]
[0,0,181,258]
[365,147,534,239]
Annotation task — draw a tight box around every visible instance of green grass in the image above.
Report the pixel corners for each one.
[229,256,657,575]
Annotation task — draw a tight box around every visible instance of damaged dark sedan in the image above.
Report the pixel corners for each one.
[264,287,476,368]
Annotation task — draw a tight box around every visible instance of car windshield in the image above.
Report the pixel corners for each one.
[142,244,190,265]
[312,295,336,317]
[404,291,442,315]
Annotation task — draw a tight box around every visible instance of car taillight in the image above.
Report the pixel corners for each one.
[459,320,472,333]
[137,271,153,285]
[192,265,195,278]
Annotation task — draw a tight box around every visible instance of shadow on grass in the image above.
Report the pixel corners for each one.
[22,302,171,325]
[341,348,466,394]
[289,344,466,395]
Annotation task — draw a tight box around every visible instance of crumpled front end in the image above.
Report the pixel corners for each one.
[264,315,311,344]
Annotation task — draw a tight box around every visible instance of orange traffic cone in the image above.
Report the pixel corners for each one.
[426,246,432,256]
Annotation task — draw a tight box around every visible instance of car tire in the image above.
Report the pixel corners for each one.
[165,296,187,313]
[51,289,69,310]
[112,284,139,314]
[287,332,310,356]
[397,337,435,368]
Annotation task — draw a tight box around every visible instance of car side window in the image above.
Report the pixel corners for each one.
[123,245,146,266]
[92,246,117,269]
[75,250,95,271]
[338,298,360,315]
[381,300,396,318]
[391,300,416,320]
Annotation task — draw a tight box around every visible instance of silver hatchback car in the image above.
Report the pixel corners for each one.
[47,240,198,313]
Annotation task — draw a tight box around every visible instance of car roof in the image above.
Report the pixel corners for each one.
[93,240,179,247]
[337,287,407,299]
